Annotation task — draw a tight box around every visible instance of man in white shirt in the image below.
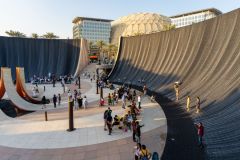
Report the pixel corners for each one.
[138,95,141,109]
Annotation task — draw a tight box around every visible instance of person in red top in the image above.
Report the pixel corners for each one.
[195,122,204,148]
[132,120,137,142]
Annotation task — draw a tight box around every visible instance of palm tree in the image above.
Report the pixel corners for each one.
[5,30,26,37]
[31,33,39,38]
[88,41,96,56]
[111,44,118,57]
[107,44,118,61]
[106,44,113,58]
[41,32,59,39]
[88,41,94,53]
[96,40,106,60]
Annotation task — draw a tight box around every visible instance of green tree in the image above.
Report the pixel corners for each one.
[89,41,94,51]
[31,33,39,38]
[5,30,26,37]
[88,41,95,55]
[41,32,59,39]
[106,44,118,58]
[96,40,106,60]
[112,44,118,57]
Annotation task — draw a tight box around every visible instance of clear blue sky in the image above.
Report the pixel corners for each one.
[0,0,239,38]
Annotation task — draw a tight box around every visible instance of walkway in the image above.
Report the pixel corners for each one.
[0,75,167,159]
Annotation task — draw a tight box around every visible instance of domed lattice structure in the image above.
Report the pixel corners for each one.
[111,13,171,44]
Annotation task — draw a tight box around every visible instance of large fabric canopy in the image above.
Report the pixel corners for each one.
[0,36,81,80]
[109,9,240,159]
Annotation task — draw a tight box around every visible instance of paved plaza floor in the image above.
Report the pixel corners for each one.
[0,77,167,159]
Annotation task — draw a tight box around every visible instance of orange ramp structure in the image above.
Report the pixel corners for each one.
[1,68,56,111]
[16,67,42,104]
[0,69,6,99]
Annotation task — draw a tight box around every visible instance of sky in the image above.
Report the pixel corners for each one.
[0,0,239,38]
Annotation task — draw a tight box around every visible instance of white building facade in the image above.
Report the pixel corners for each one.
[72,17,112,43]
[170,8,222,28]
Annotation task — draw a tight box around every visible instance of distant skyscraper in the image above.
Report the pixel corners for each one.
[72,17,112,43]
[170,8,222,28]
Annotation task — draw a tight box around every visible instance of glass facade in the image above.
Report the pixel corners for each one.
[170,10,221,28]
[73,18,111,43]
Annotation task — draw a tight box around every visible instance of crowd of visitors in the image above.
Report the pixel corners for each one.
[30,74,73,85]
[67,89,88,110]
[101,84,157,160]
[38,72,205,158]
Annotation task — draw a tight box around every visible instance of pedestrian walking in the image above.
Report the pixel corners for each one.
[42,96,47,109]
[67,89,72,99]
[106,112,113,135]
[63,84,66,93]
[174,83,179,101]
[136,121,144,143]
[111,93,115,106]
[53,94,57,108]
[83,95,88,109]
[196,97,200,113]
[195,122,204,148]
[186,96,190,111]
[108,93,112,105]
[133,90,136,100]
[58,93,61,106]
[138,95,141,109]
[103,107,112,131]
[143,84,147,95]
[77,94,83,109]
[132,120,137,142]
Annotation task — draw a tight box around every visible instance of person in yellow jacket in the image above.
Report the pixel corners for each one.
[186,96,191,111]
[140,144,152,160]
[174,83,179,101]
[196,97,200,113]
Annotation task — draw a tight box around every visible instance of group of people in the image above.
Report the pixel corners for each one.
[186,96,201,113]
[52,94,61,108]
[173,82,205,148]
[68,89,88,109]
[107,92,118,106]
[30,75,52,84]
[174,82,201,113]
[103,105,144,140]
[30,73,73,84]
[82,71,94,80]
[101,84,155,160]
[117,85,143,110]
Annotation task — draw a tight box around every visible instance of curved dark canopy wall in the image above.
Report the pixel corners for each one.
[0,36,81,80]
[109,9,240,159]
